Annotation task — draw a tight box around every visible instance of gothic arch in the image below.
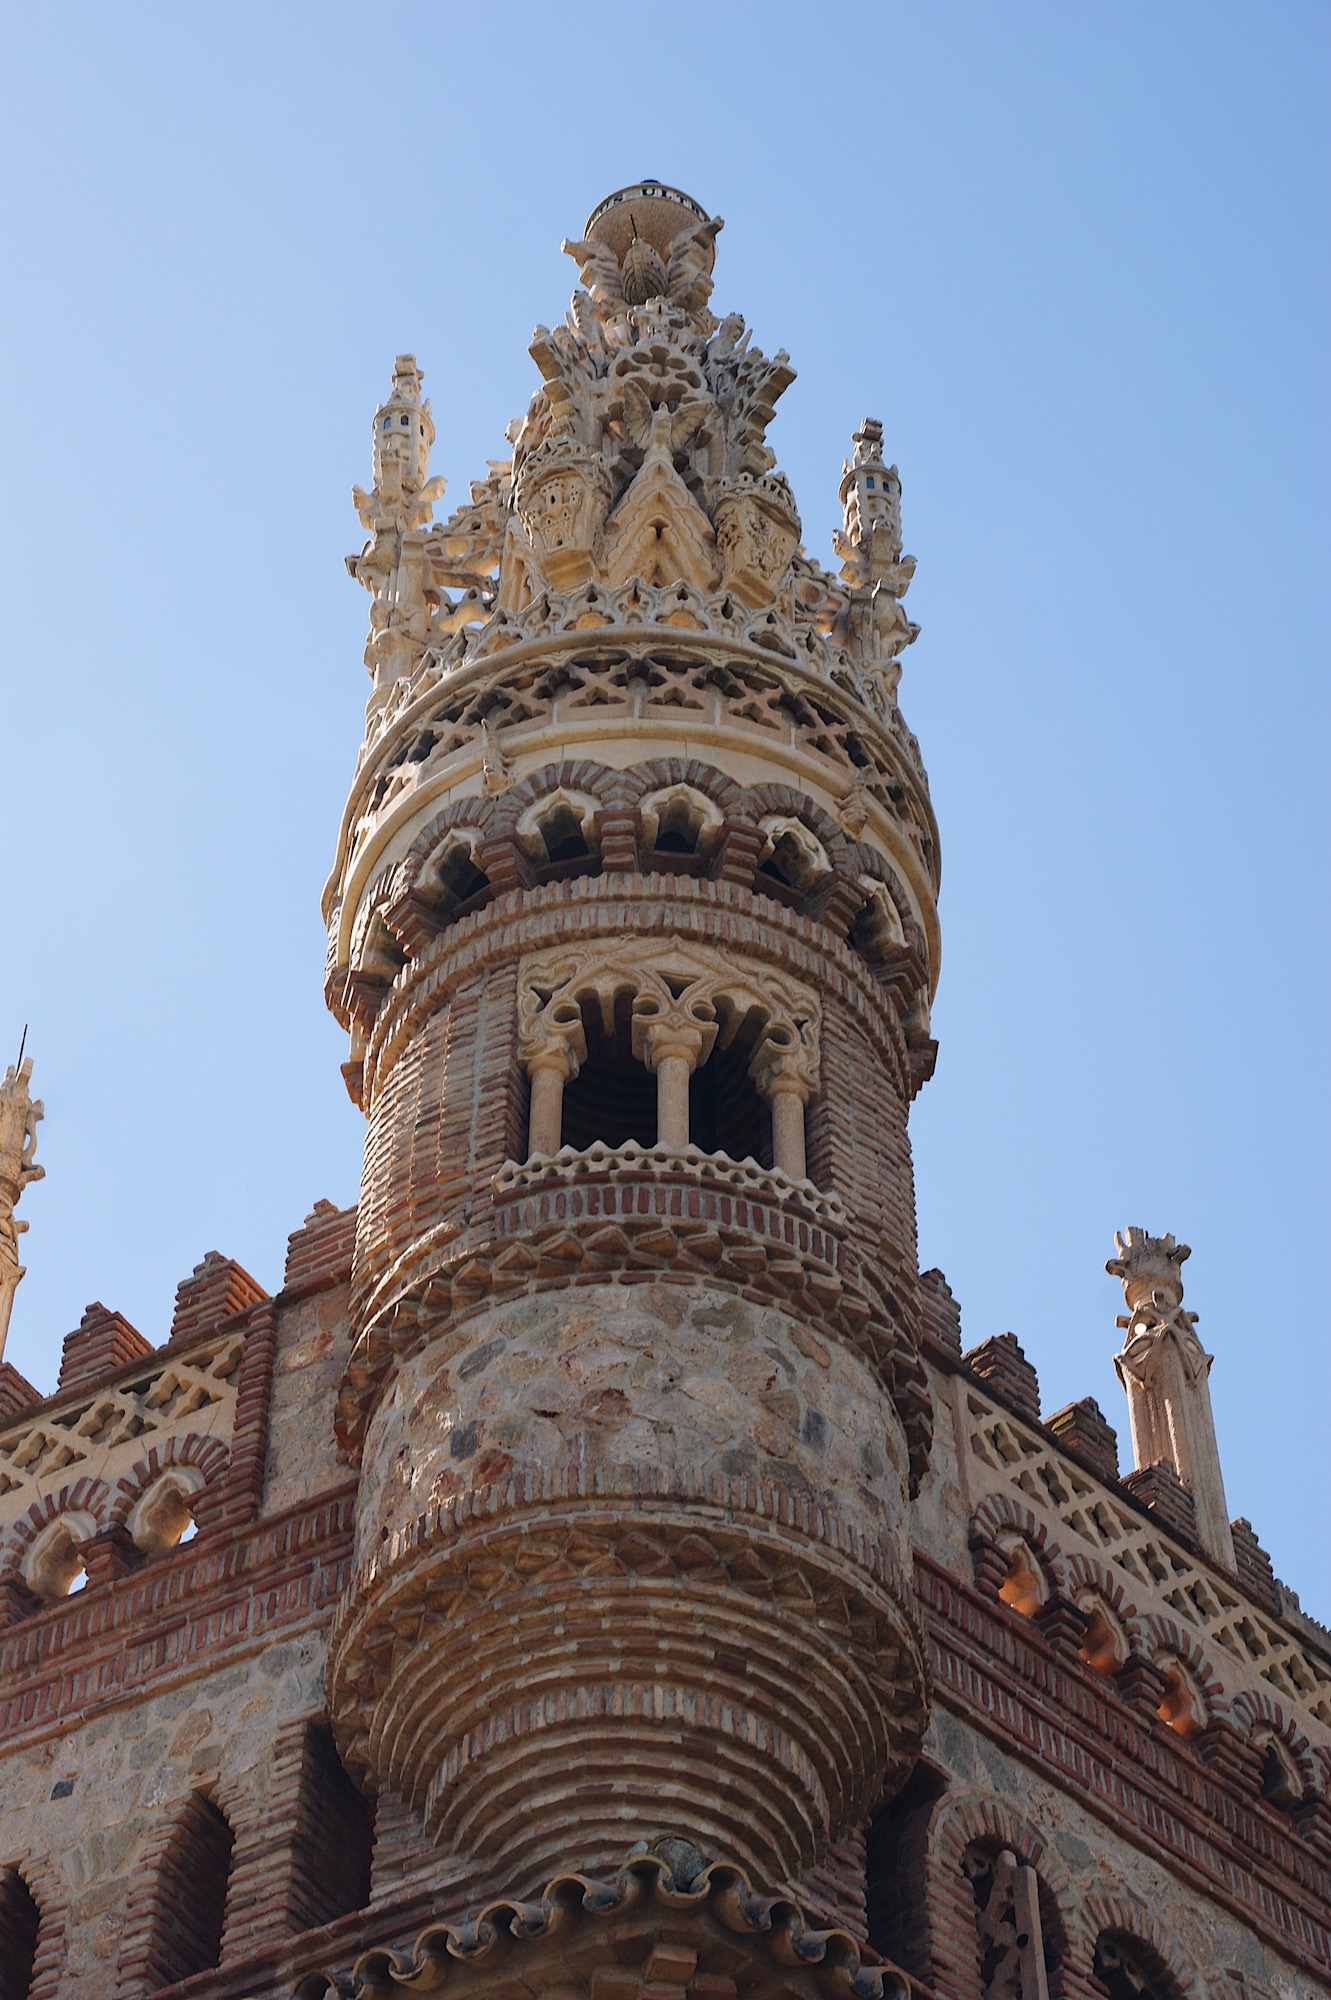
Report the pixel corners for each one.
[1081,1894,1200,1999]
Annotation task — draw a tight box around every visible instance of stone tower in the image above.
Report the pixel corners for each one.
[325,183,940,1900]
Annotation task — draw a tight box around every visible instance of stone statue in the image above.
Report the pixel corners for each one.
[0,1055,43,1362]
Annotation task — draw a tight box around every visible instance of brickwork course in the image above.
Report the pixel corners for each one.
[0,185,1327,2000]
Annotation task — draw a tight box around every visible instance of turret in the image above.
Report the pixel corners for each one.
[323,186,942,1900]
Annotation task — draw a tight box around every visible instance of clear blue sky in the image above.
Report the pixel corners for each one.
[1,4,1326,1608]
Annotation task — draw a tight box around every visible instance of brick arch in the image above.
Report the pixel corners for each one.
[921,1788,1083,1999]
[967,1492,1070,1597]
[847,845,928,960]
[740,782,858,874]
[1227,1688,1321,1797]
[1081,1893,1200,1997]
[616,755,746,816]
[490,758,630,833]
[1063,1552,1146,1651]
[0,1851,66,2000]
[398,798,499,893]
[1137,1613,1225,1712]
[106,1434,232,1536]
[0,1476,112,1580]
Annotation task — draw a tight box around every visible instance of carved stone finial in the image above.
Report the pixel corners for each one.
[0,1055,44,1363]
[346,356,449,700]
[1108,1228,1233,1570]
[831,417,919,683]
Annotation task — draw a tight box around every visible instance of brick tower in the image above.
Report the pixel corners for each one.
[0,181,1326,2000]
[325,182,940,1904]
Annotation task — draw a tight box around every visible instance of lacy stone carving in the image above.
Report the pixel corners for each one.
[345,187,922,740]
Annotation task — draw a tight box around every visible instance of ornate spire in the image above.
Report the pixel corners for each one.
[341,190,923,745]
[0,1054,43,1362]
[1108,1228,1234,1568]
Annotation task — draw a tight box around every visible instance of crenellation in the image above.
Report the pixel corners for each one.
[57,1305,152,1397]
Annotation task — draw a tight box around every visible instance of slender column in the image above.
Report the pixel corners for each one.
[527,1060,570,1157]
[752,1044,817,1182]
[655,1053,693,1151]
[519,1008,587,1161]
[768,1083,808,1181]
[639,1018,711,1154]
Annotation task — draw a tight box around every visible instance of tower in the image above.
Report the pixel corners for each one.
[324,183,940,1901]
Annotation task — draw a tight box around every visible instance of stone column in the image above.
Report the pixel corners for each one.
[641,1020,710,1152]
[519,1008,588,1160]
[753,1044,818,1182]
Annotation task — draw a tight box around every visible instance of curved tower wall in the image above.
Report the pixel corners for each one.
[324,186,941,1895]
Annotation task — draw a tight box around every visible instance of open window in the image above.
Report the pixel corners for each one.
[688,1001,772,1167]
[639,784,723,871]
[1155,1654,1207,1739]
[1075,1591,1129,1677]
[757,815,831,901]
[559,989,657,1151]
[414,830,490,926]
[1093,1932,1183,2000]
[518,790,602,880]
[1255,1732,1303,1812]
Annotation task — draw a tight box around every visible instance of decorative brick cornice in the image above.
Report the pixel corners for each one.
[0,1486,356,1750]
[914,1552,1331,1981]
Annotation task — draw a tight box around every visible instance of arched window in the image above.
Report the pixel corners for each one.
[688,1006,772,1167]
[518,790,602,879]
[143,1793,234,1985]
[415,832,490,926]
[0,1867,40,2000]
[1093,1931,1181,2000]
[1255,1733,1303,1812]
[560,990,657,1151]
[757,815,831,899]
[288,1725,374,1932]
[639,784,723,869]
[1075,1592,1129,1677]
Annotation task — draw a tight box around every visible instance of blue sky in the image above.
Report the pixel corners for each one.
[1,2,1326,1607]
